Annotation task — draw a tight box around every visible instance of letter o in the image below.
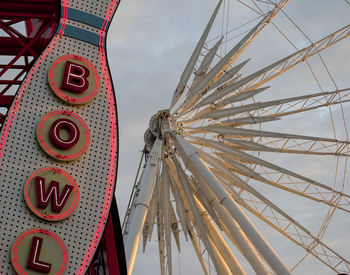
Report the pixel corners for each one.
[37,110,90,161]
[49,118,80,149]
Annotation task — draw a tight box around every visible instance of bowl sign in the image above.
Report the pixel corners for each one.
[9,54,99,274]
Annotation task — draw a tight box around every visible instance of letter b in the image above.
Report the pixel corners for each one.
[61,61,90,93]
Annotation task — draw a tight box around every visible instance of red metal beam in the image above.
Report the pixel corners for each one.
[87,199,127,275]
[0,95,15,107]
[103,215,121,275]
[0,37,50,56]
[0,3,57,18]
[0,1,58,128]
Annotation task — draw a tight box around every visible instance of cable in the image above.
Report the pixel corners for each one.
[122,151,145,230]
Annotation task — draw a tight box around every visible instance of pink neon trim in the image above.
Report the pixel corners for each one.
[12,228,67,275]
[59,2,68,36]
[25,167,79,220]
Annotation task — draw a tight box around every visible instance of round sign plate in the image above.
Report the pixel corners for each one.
[48,55,100,105]
[24,167,79,221]
[36,110,90,161]
[11,228,67,275]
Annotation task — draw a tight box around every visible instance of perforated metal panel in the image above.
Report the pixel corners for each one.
[68,0,111,18]
[0,0,120,274]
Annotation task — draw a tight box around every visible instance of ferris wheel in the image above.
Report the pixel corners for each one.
[121,0,350,274]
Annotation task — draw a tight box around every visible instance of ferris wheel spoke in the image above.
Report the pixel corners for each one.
[214,173,350,273]
[201,150,350,214]
[249,164,350,213]
[193,167,271,274]
[186,127,349,157]
[171,133,294,274]
[191,24,350,113]
[214,175,350,273]
[189,134,350,157]
[224,136,350,157]
[142,183,158,251]
[166,156,231,274]
[179,114,276,127]
[187,223,210,275]
[246,88,350,119]
[200,150,264,185]
[237,0,286,15]
[200,152,350,273]
[168,151,264,274]
[170,203,181,252]
[186,137,350,212]
[206,152,266,182]
[156,187,166,275]
[194,195,247,275]
[160,165,173,275]
[191,89,350,120]
[215,115,279,126]
[180,60,253,115]
[166,165,190,242]
[176,1,289,116]
[186,126,334,142]
[170,0,223,110]
[153,168,166,275]
[165,159,213,274]
[193,37,223,81]
[161,162,182,252]
[204,85,268,110]
[209,59,251,91]
[188,175,223,228]
[184,55,251,110]
[168,163,269,274]
[166,158,220,271]
[185,59,250,111]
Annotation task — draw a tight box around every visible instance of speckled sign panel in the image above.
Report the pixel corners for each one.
[0,0,120,273]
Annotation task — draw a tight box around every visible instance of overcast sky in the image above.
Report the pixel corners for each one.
[107,0,350,274]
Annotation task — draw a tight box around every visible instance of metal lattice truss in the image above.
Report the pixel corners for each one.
[122,0,350,274]
[0,0,59,126]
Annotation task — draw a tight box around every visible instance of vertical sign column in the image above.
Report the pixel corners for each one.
[11,55,99,274]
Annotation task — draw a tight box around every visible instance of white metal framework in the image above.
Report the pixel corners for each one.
[122,0,350,274]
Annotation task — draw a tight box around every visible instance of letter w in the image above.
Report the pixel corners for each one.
[35,176,74,213]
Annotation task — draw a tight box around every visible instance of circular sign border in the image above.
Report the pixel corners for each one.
[11,228,68,275]
[24,167,79,221]
[36,110,90,161]
[48,55,100,105]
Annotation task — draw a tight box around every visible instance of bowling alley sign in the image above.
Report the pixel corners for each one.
[7,54,110,274]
